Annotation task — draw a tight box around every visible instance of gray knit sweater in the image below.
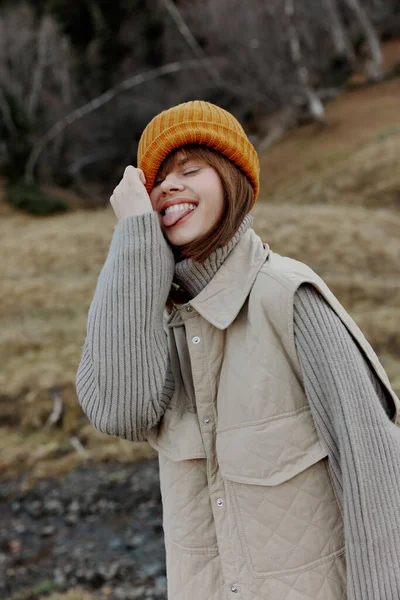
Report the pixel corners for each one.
[76,211,400,599]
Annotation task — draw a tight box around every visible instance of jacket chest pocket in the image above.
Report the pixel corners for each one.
[216,406,344,577]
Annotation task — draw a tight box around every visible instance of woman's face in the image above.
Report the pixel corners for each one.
[149,153,225,247]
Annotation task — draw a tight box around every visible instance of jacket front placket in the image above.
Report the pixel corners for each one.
[174,302,242,598]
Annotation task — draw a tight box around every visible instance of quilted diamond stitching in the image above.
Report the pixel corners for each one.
[233,466,343,573]
[166,549,227,599]
[160,457,218,549]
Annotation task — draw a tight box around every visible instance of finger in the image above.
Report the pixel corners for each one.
[137,168,146,185]
[122,165,138,188]
[123,165,135,178]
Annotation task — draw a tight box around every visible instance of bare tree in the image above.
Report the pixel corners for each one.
[162,0,223,87]
[283,0,326,124]
[25,58,219,183]
[342,0,383,81]
[171,0,389,142]
[323,0,358,69]
[0,3,74,179]
[27,15,53,120]
[161,0,272,105]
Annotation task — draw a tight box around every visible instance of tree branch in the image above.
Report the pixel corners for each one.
[162,0,274,105]
[323,0,357,68]
[343,0,383,81]
[24,58,215,184]
[28,15,52,121]
[283,0,326,124]
[0,84,17,137]
[162,0,224,86]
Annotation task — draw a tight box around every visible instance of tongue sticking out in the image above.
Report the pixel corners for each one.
[162,208,194,228]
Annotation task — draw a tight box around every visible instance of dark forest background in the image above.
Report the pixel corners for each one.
[0,0,399,212]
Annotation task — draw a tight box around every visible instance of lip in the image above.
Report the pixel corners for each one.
[159,197,198,215]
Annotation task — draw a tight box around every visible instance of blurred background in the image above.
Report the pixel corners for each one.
[0,1,399,599]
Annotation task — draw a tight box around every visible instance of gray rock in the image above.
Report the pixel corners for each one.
[44,499,64,515]
[41,524,56,536]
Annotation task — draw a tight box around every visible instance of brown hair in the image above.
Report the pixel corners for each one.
[156,144,254,311]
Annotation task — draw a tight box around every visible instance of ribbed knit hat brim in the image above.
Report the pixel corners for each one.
[137,101,259,205]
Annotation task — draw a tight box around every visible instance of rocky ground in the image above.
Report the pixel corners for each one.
[0,458,166,600]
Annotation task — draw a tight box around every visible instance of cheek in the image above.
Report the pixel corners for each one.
[201,194,224,226]
[211,186,225,219]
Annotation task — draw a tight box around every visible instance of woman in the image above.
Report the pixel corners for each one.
[76,101,400,600]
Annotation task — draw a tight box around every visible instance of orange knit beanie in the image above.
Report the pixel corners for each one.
[137,100,259,206]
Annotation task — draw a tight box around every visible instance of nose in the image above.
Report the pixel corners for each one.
[159,174,184,194]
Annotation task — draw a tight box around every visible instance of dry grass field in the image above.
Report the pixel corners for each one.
[1,47,399,484]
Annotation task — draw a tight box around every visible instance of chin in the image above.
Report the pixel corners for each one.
[166,230,198,246]
[163,220,202,245]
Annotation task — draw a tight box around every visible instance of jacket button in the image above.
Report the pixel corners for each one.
[203,417,210,424]
[192,336,201,344]
[231,585,238,593]
[185,305,193,312]
[216,498,224,507]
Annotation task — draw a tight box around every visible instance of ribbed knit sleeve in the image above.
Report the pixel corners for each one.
[75,211,175,442]
[294,283,400,600]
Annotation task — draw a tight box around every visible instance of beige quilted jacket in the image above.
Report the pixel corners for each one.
[147,227,400,600]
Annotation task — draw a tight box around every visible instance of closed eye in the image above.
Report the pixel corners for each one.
[153,166,201,189]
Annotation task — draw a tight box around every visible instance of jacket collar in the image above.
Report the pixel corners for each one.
[189,228,270,329]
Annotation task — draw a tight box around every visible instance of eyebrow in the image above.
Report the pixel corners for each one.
[155,155,193,182]
[176,156,190,166]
